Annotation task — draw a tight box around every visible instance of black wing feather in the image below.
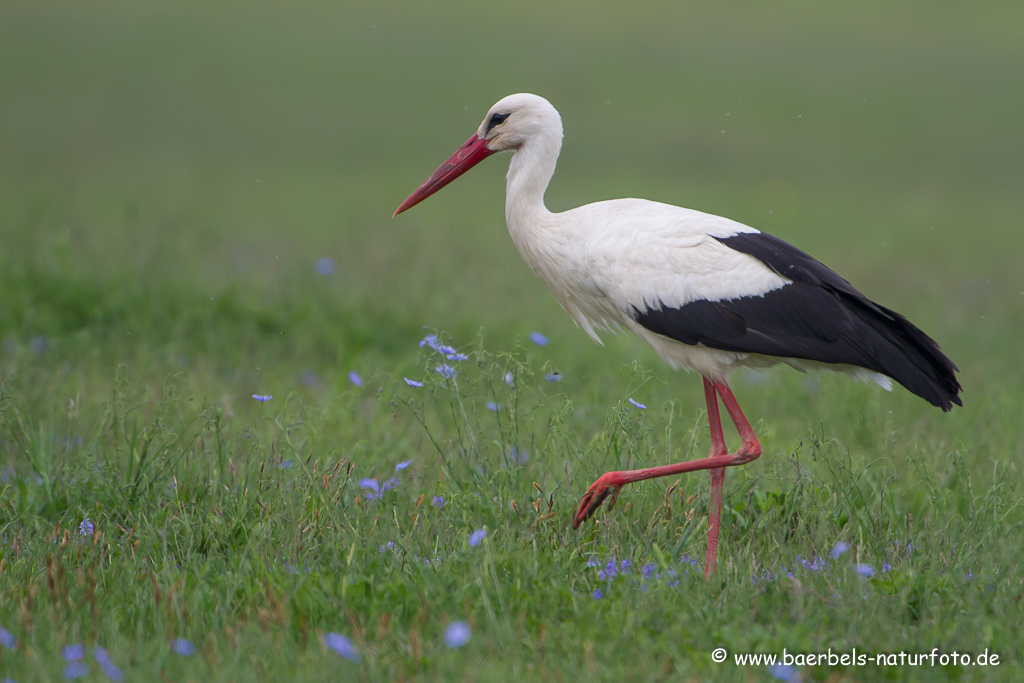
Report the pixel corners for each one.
[632,232,962,411]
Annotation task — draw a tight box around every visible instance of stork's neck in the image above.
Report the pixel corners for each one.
[504,132,561,239]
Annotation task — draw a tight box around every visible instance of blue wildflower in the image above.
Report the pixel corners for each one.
[323,632,361,662]
[381,477,400,492]
[586,557,600,568]
[404,377,423,387]
[469,529,487,547]
[881,563,892,573]
[435,364,457,379]
[530,331,549,346]
[79,519,94,537]
[545,372,561,382]
[444,622,472,649]
[641,563,656,579]
[348,371,363,387]
[504,372,514,386]
[767,663,801,683]
[379,541,396,553]
[251,394,273,403]
[359,479,379,492]
[432,496,445,509]
[395,460,412,471]
[94,647,124,682]
[798,555,826,572]
[315,257,335,275]
[419,334,439,349]
[592,589,603,599]
[172,638,196,656]
[63,662,88,680]
[278,460,293,469]
[854,564,875,578]
[486,401,501,412]
[0,626,15,649]
[830,542,851,559]
[63,644,86,662]
[446,352,469,361]
[628,398,647,409]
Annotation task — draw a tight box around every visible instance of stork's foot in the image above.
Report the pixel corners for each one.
[572,472,627,529]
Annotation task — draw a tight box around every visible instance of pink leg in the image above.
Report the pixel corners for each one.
[573,378,762,579]
[704,378,728,579]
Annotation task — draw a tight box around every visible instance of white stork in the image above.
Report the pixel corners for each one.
[394,93,961,579]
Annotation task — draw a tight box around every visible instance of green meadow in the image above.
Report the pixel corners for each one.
[1,1,1022,680]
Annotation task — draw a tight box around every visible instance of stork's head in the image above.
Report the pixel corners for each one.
[393,93,562,216]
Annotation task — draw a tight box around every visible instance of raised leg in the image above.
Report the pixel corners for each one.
[573,378,762,578]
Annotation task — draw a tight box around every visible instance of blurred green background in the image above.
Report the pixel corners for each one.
[2,0,1021,377]
[2,2,1023,679]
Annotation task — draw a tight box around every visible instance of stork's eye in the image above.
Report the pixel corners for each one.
[487,112,511,132]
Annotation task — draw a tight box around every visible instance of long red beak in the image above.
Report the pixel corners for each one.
[393,134,496,217]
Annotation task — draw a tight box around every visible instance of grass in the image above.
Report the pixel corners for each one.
[1,0,1023,680]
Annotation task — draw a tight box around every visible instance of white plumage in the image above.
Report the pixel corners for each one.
[394,93,960,578]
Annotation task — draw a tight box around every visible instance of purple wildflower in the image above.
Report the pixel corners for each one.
[419,334,439,349]
[504,372,514,386]
[395,460,412,471]
[435,364,457,379]
[767,663,801,683]
[444,622,472,649]
[545,372,561,382]
[587,557,601,568]
[0,626,15,649]
[592,589,603,599]
[279,460,293,469]
[94,647,124,682]
[79,518,94,537]
[446,352,469,361]
[348,371,363,387]
[379,541,396,553]
[323,632,361,662]
[486,401,501,412]
[530,331,549,346]
[854,564,875,578]
[63,662,88,680]
[315,257,335,275]
[830,542,851,559]
[798,555,826,572]
[404,377,423,387]
[359,479,379,493]
[469,529,487,547]
[381,477,400,492]
[628,397,647,409]
[603,560,619,580]
[641,563,656,579]
[63,644,86,662]
[881,563,892,573]
[172,638,197,656]
[432,496,445,509]
[251,394,273,403]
